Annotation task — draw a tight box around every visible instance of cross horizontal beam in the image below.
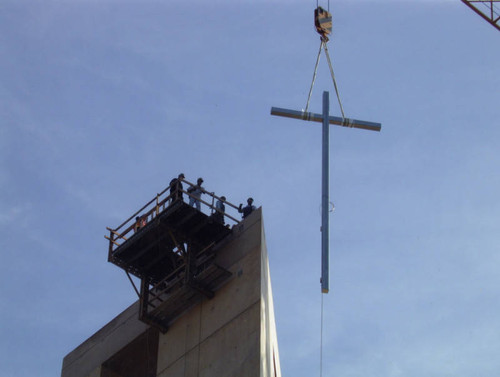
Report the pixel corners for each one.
[270,107,381,132]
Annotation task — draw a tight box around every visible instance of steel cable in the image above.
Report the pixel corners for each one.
[305,39,346,120]
[305,40,323,113]
[323,41,345,119]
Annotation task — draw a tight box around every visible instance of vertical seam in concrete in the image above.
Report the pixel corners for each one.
[197,300,202,377]
[158,298,262,375]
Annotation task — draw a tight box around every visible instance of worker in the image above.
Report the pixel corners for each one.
[169,173,185,203]
[188,177,204,210]
[238,197,255,219]
[213,196,226,224]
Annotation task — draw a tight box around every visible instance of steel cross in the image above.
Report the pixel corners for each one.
[271,91,381,293]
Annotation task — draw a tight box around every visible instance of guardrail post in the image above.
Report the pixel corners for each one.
[156,194,160,216]
[107,229,114,262]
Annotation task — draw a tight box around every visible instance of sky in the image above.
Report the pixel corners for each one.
[1,1,499,376]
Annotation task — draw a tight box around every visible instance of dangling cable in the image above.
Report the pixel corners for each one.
[320,292,324,377]
[305,40,324,113]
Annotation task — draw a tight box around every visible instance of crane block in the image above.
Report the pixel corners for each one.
[314,6,332,41]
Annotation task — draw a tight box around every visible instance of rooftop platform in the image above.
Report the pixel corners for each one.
[105,177,243,332]
[110,200,232,284]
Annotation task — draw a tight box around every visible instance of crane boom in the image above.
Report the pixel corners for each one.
[461,0,500,31]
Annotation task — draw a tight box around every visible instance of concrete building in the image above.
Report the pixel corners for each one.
[61,208,282,377]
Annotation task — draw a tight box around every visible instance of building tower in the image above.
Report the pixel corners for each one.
[61,179,281,377]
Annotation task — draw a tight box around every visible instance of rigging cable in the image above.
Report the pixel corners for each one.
[305,38,346,120]
[305,42,323,113]
[306,2,345,119]
[323,40,345,119]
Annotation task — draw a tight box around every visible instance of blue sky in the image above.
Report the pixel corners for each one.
[1,1,499,376]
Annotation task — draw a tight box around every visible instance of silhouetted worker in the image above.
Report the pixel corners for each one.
[169,173,185,202]
[238,197,256,219]
[188,177,204,210]
[213,196,226,225]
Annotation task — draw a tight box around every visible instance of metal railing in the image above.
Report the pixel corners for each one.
[105,177,241,253]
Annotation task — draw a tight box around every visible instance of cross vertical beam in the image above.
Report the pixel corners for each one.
[321,91,330,293]
[271,91,381,294]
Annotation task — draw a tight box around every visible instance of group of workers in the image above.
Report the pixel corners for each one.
[133,173,255,233]
[168,173,255,225]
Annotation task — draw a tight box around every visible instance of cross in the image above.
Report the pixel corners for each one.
[271,91,381,293]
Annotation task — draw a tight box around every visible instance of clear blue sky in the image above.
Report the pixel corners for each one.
[1,1,499,376]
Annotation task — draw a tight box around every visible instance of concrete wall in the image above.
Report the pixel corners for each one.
[156,208,281,377]
[61,301,150,377]
[61,208,281,377]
